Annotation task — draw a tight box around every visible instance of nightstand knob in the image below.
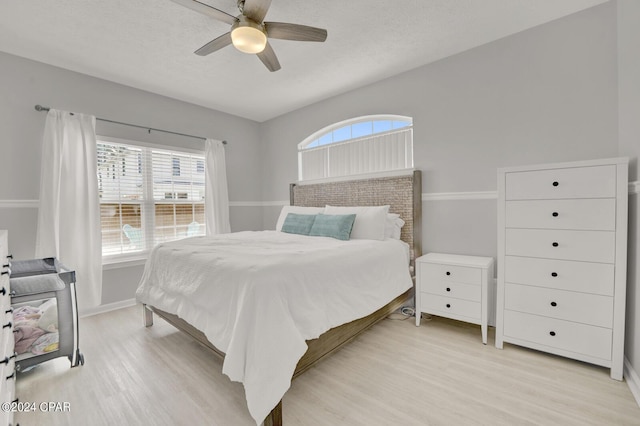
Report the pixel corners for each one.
[552,242,559,247]
[549,331,556,336]
[446,287,451,292]
[550,301,557,307]
[551,272,558,277]
[552,212,559,217]
[445,271,451,276]
[446,303,451,308]
[552,181,559,187]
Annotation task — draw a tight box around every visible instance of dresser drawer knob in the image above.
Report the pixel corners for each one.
[550,301,557,307]
[552,181,559,187]
[552,242,559,247]
[446,287,451,292]
[551,272,558,277]
[446,303,451,308]
[552,212,559,217]
[549,331,556,336]
[0,287,5,295]
[445,271,451,276]
[2,321,11,329]
[2,264,8,268]
[0,354,15,365]
[5,307,12,314]
[0,271,8,276]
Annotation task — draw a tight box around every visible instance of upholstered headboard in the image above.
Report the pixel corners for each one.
[290,170,422,268]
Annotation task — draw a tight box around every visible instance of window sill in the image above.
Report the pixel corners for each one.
[102,253,149,270]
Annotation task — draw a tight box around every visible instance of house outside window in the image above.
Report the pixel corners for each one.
[97,137,206,257]
[298,115,413,181]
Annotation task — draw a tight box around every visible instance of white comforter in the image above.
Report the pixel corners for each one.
[135,231,412,424]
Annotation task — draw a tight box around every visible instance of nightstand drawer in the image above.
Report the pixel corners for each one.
[503,310,612,360]
[505,165,616,200]
[421,294,481,320]
[419,263,481,285]
[505,199,616,231]
[504,283,613,328]
[505,229,615,263]
[504,256,614,296]
[421,280,480,301]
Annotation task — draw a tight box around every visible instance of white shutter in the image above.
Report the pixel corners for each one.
[299,147,328,180]
[299,127,413,181]
[98,139,205,257]
[97,142,144,255]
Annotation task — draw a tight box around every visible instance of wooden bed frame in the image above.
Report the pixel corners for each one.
[142,170,422,425]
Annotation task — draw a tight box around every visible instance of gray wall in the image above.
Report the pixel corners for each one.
[259,1,640,379]
[259,3,618,253]
[0,52,263,305]
[617,0,640,379]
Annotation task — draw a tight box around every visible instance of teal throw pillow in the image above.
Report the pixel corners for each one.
[309,214,357,240]
[281,213,317,235]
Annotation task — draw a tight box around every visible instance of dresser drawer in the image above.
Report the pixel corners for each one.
[503,310,612,360]
[0,274,9,312]
[419,263,481,285]
[504,283,613,328]
[504,256,614,296]
[505,199,616,231]
[505,165,616,200]
[505,229,615,263]
[421,294,481,320]
[421,280,480,302]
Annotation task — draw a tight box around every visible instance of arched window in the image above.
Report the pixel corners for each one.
[298,115,413,181]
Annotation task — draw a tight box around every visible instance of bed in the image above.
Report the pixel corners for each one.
[136,170,422,425]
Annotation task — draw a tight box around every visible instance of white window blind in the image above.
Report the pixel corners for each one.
[97,139,206,257]
[298,116,413,181]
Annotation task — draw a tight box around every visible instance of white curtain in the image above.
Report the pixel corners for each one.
[205,139,231,234]
[35,109,102,310]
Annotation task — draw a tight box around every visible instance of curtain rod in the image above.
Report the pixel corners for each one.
[34,105,226,145]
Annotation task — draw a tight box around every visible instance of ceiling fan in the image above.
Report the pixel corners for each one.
[172,0,328,72]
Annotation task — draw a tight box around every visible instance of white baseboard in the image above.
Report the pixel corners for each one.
[79,298,137,318]
[624,357,640,408]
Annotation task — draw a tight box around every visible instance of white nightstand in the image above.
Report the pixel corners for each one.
[415,253,495,344]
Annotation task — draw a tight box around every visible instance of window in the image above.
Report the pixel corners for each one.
[172,157,181,176]
[97,138,206,257]
[298,115,413,181]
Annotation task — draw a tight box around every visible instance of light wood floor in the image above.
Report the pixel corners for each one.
[15,305,640,425]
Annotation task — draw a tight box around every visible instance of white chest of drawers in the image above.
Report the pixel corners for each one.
[0,230,15,426]
[415,253,495,344]
[495,158,628,380]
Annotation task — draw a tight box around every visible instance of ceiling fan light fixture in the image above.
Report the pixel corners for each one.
[231,18,267,54]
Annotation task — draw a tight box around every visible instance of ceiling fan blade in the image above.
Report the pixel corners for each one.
[264,22,327,42]
[242,0,272,23]
[195,32,232,56]
[171,0,238,25]
[257,42,281,72]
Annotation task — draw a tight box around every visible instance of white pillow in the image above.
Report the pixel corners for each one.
[385,213,406,240]
[276,206,325,231]
[324,205,390,240]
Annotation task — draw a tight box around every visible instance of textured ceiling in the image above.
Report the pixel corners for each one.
[0,0,608,122]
